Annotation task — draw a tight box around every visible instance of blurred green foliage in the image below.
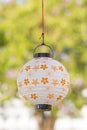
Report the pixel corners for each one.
[0,0,87,116]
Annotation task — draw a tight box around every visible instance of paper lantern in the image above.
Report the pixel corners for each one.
[17,0,70,111]
[17,51,70,111]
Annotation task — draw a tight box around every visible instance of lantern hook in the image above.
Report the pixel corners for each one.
[33,43,54,58]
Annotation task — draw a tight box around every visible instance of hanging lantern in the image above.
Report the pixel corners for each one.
[17,45,70,111]
[17,0,70,111]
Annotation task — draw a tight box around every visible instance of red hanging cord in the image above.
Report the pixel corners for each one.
[42,0,44,44]
[42,0,44,35]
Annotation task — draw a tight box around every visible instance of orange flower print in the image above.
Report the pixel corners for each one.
[51,66,57,71]
[57,95,63,100]
[62,88,65,92]
[31,94,38,99]
[46,86,50,90]
[47,94,54,99]
[61,79,66,86]
[33,65,39,71]
[47,72,51,76]
[44,57,49,60]
[41,77,48,84]
[24,78,29,85]
[40,64,48,70]
[32,79,39,86]
[35,57,40,61]
[66,82,70,88]
[46,100,49,104]
[23,95,28,100]
[25,66,30,71]
[18,82,22,87]
[59,66,63,71]
[29,72,32,77]
[52,80,58,86]
[29,87,32,91]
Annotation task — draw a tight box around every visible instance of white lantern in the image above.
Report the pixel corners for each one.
[17,46,70,111]
[17,0,70,111]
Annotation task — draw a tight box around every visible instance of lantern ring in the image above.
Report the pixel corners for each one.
[33,43,54,57]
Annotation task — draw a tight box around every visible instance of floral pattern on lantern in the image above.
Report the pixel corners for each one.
[17,57,70,105]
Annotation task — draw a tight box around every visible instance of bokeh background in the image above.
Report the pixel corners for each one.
[0,0,87,130]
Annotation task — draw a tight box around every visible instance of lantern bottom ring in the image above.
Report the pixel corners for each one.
[35,104,52,111]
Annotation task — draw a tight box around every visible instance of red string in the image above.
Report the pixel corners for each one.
[42,0,44,42]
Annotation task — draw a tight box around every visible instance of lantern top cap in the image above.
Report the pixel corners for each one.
[34,53,51,58]
[33,43,54,58]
